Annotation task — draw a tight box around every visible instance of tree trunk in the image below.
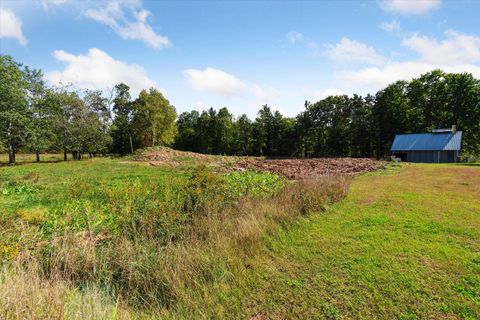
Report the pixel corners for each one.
[152,124,156,147]
[8,142,15,165]
[64,149,67,161]
[36,151,40,162]
[7,121,15,165]
[129,134,134,154]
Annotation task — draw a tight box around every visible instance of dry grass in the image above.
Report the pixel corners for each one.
[0,262,128,320]
[0,265,66,320]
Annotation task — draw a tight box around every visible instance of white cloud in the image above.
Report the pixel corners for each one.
[300,88,349,101]
[81,1,171,48]
[338,30,480,91]
[341,62,480,91]
[45,0,69,4]
[38,0,170,48]
[380,20,401,32]
[42,0,172,49]
[184,68,246,97]
[379,0,441,14]
[42,0,69,8]
[325,38,385,65]
[183,67,279,103]
[316,89,348,99]
[251,84,280,102]
[402,30,480,65]
[45,48,157,93]
[0,8,27,46]
[286,31,304,44]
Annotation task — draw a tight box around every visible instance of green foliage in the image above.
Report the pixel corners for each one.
[0,55,30,163]
[2,181,40,195]
[182,166,285,215]
[110,83,134,155]
[110,85,177,155]
[133,88,177,148]
[460,152,480,163]
[223,170,284,199]
[183,165,224,214]
[322,303,340,320]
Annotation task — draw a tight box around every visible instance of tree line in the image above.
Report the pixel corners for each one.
[1,54,479,164]
[175,71,480,158]
[1,55,176,164]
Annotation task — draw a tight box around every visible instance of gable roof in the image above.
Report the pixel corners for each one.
[390,131,462,151]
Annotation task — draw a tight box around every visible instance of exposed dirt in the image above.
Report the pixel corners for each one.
[134,147,232,167]
[235,157,383,179]
[135,147,383,179]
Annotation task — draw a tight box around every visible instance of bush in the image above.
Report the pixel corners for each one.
[460,152,480,163]
[183,165,224,214]
[223,170,284,199]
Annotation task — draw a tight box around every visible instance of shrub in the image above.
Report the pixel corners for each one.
[183,165,224,214]
[460,152,480,163]
[223,170,284,199]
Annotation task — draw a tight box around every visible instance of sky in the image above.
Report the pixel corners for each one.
[1,0,479,118]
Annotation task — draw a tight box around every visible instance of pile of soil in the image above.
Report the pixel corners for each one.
[134,147,231,167]
[234,157,382,179]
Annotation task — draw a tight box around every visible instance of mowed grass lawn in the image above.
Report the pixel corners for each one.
[240,164,480,320]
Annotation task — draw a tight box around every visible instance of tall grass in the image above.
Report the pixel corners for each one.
[1,163,350,319]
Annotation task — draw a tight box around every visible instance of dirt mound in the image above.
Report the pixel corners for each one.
[234,157,382,179]
[136,147,210,163]
[134,147,232,167]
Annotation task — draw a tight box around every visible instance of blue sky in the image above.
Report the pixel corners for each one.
[1,0,479,118]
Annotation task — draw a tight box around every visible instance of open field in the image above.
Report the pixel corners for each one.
[235,164,480,319]
[0,152,349,319]
[0,153,479,319]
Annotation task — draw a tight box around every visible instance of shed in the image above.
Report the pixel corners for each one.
[390,126,462,163]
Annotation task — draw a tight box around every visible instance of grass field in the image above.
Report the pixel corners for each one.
[0,154,346,319]
[1,156,479,319]
[237,164,480,319]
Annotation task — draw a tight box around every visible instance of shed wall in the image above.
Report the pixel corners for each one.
[404,150,457,163]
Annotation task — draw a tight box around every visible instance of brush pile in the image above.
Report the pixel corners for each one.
[234,157,382,179]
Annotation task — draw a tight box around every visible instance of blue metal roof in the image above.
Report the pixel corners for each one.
[390,131,462,151]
